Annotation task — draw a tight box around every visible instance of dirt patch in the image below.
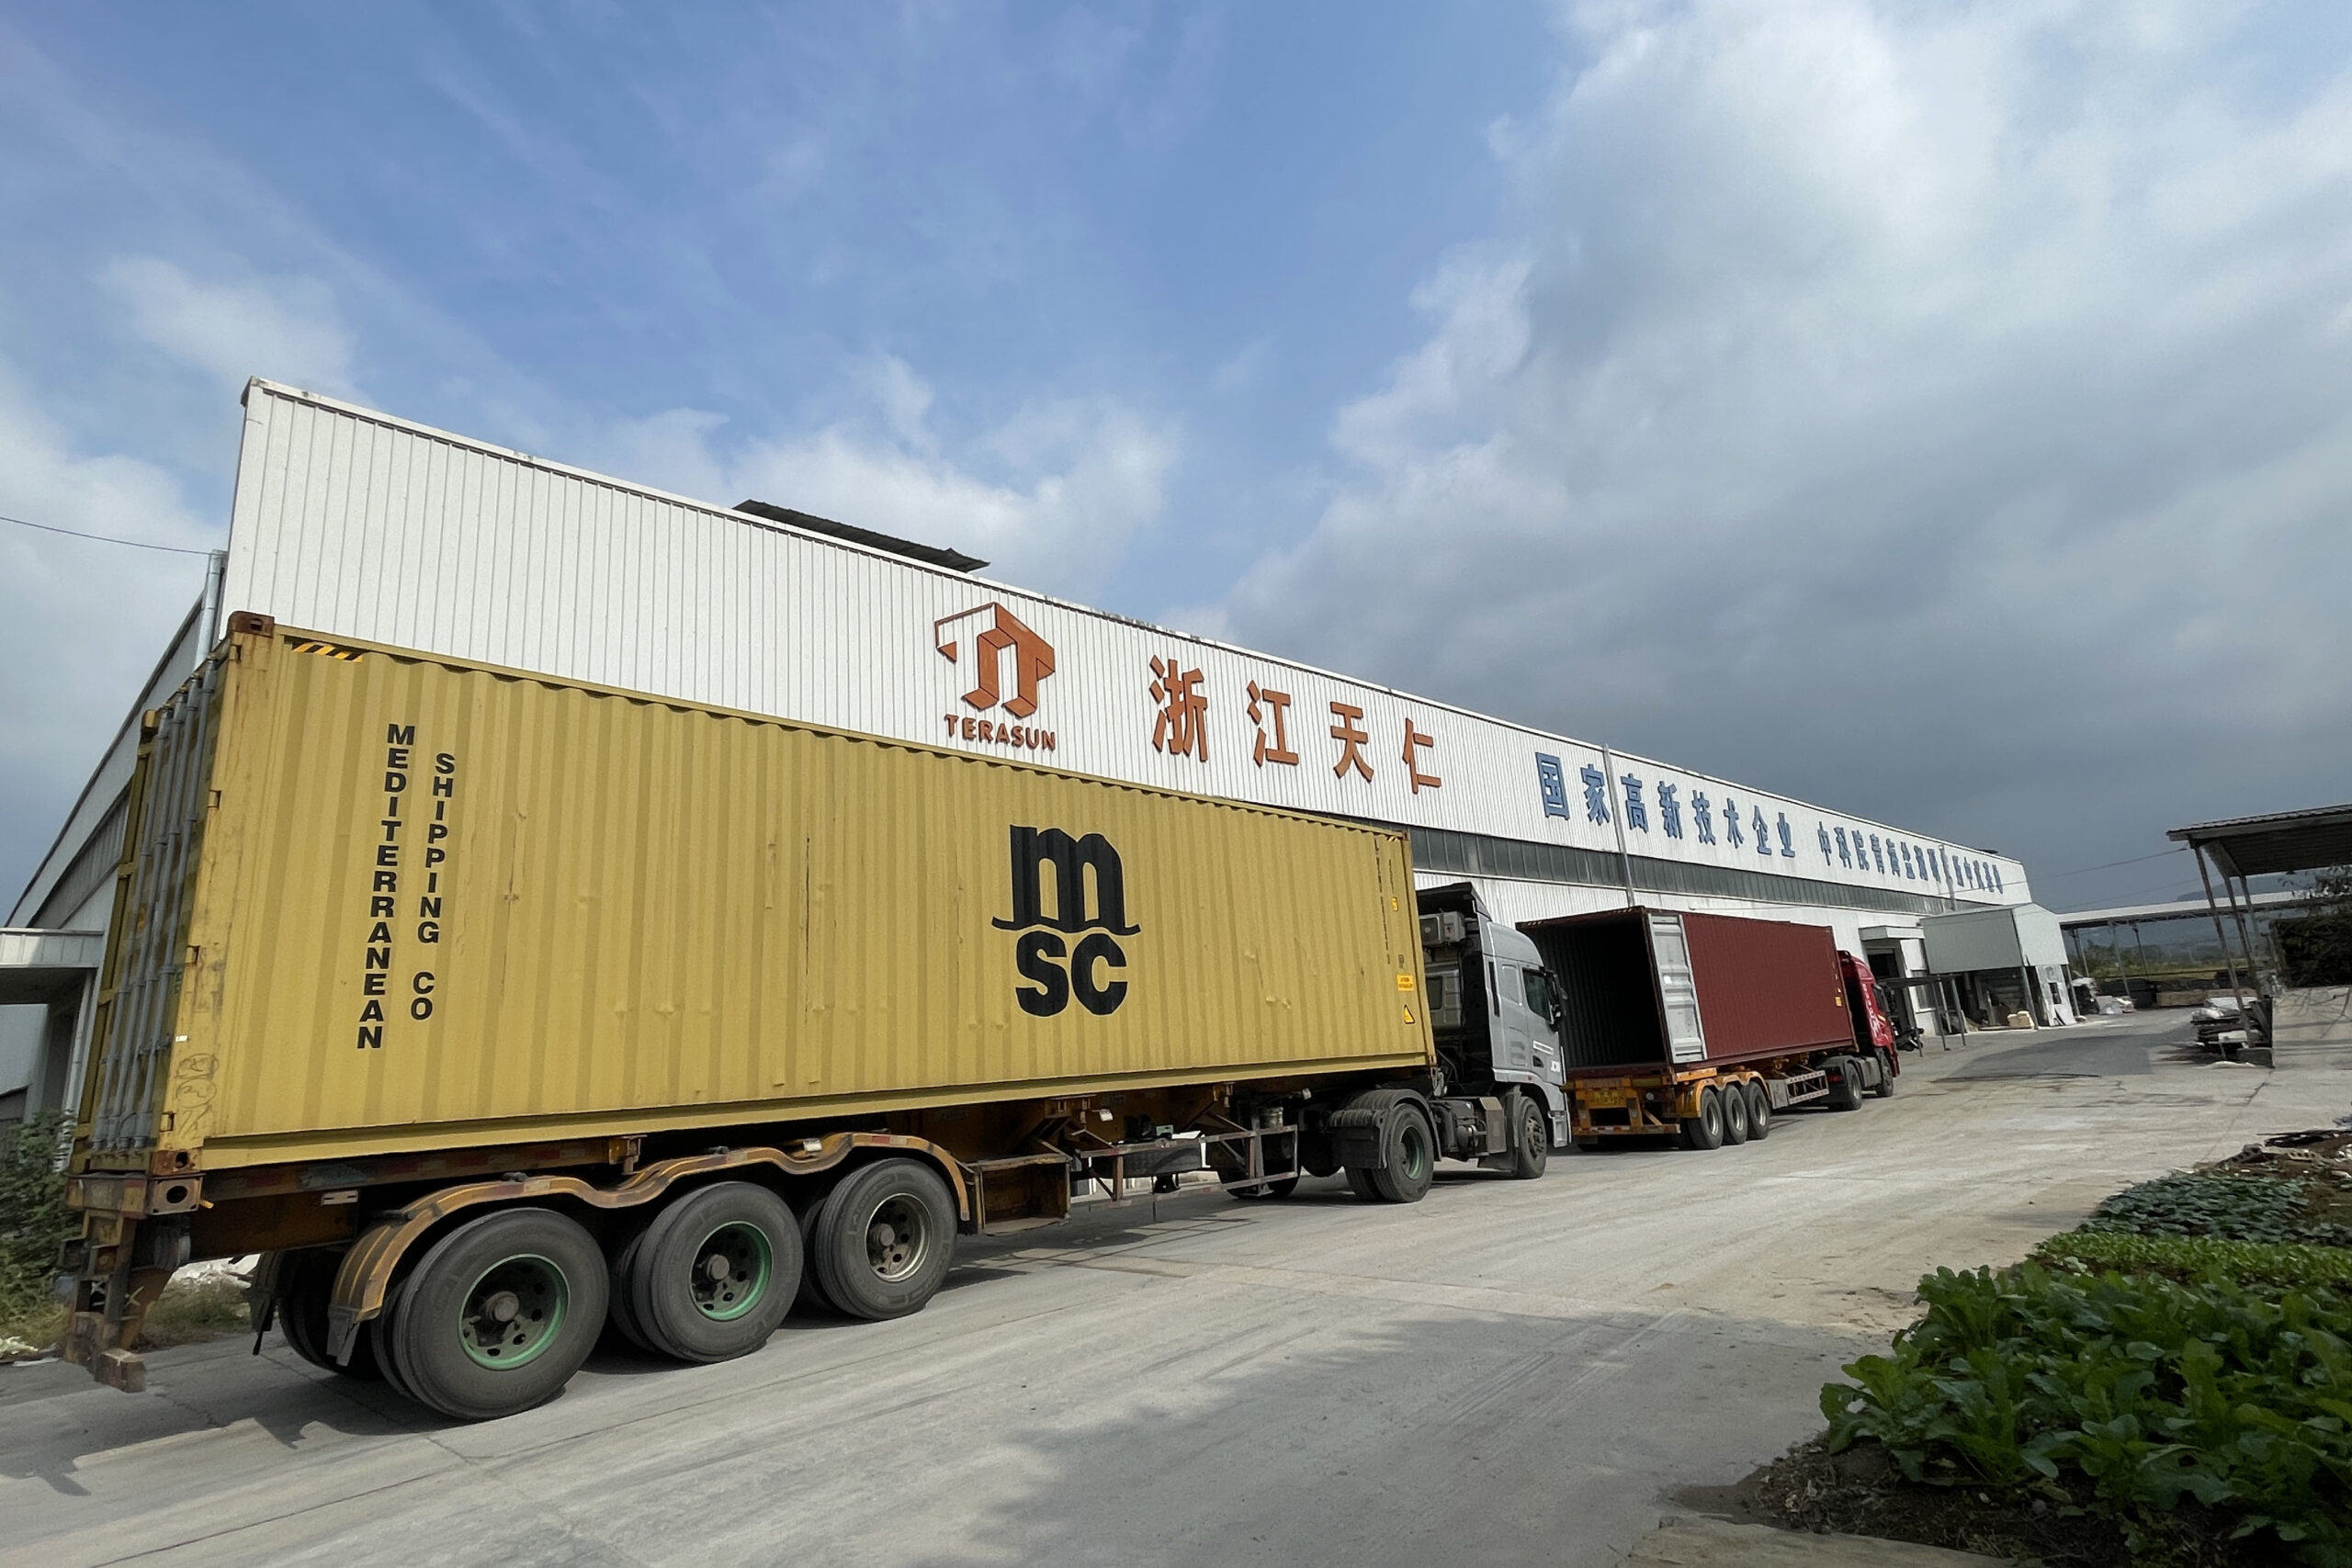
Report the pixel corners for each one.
[1679,1438,2264,1568]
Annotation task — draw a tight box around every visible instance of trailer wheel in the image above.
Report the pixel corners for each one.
[810,1159,956,1321]
[1870,1050,1896,1099]
[374,1276,422,1406]
[1369,1107,1436,1203]
[1826,1057,1865,1111]
[1506,1092,1549,1180]
[383,1207,607,1421]
[1229,1176,1301,1200]
[277,1248,383,1381]
[796,1187,840,1314]
[1744,1081,1771,1141]
[1721,1083,1751,1145]
[628,1182,801,1363]
[1679,1088,1725,1151]
[604,1218,658,1351]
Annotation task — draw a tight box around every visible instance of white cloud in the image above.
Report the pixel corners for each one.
[102,256,362,400]
[1214,0,2352,898]
[1212,337,1271,394]
[0,354,216,903]
[603,358,1177,601]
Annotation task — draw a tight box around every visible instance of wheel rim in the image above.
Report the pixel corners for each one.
[865,1195,931,1283]
[1399,1120,1430,1182]
[689,1221,774,1322]
[458,1254,568,1370]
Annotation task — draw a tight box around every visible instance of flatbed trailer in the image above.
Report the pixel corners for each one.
[60,618,1552,1419]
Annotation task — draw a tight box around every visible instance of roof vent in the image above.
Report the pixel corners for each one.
[734,500,988,574]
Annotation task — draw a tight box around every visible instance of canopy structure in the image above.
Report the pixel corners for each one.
[2165,802,2352,1031]
[2168,803,2352,882]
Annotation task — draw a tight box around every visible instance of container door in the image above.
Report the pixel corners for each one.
[1647,912,1708,1065]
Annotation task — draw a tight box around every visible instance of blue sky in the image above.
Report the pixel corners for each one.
[6,2,2352,919]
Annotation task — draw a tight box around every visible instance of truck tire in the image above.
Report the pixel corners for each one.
[1506,1091,1549,1180]
[1825,1057,1865,1111]
[1721,1082,1751,1145]
[277,1248,383,1381]
[1229,1176,1301,1200]
[627,1182,800,1363]
[1345,1166,1382,1201]
[1679,1087,1726,1150]
[1870,1050,1896,1099]
[1745,1081,1771,1140]
[374,1276,422,1406]
[810,1159,956,1321]
[382,1206,608,1421]
[604,1218,658,1350]
[1368,1105,1436,1203]
[796,1188,840,1314]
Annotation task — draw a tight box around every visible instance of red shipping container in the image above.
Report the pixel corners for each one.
[1520,907,1855,1074]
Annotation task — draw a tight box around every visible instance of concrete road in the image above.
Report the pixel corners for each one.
[6,1012,2345,1568]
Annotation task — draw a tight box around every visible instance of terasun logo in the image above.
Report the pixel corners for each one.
[993,826,1136,1017]
[937,604,1058,751]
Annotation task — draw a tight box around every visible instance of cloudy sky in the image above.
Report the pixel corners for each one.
[4,1,2350,919]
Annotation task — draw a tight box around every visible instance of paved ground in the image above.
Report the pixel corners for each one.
[6,1009,2346,1568]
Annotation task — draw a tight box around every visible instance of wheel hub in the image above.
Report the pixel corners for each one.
[458,1256,567,1370]
[688,1222,772,1322]
[865,1197,925,1280]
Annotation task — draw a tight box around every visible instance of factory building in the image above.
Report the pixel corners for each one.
[4,381,2037,1118]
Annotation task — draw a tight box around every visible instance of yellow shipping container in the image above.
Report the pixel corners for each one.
[82,617,1432,1176]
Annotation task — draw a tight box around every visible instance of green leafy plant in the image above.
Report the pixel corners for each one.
[2038,1230,2352,1293]
[2084,1171,2352,1249]
[0,1113,75,1353]
[1821,1264,2352,1565]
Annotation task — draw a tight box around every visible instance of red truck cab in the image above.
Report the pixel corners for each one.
[1838,951,1903,1087]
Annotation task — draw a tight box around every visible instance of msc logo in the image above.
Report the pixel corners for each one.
[993,826,1136,1018]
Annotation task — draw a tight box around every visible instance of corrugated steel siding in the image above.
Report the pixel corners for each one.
[1680,911,1853,1061]
[96,626,1430,1168]
[85,649,228,1155]
[221,382,2030,913]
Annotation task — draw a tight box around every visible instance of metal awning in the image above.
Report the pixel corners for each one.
[0,929,106,1007]
[2167,803,2352,880]
[2162,801,2352,1033]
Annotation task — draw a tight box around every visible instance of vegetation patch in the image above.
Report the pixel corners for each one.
[1,1113,75,1359]
[2083,1169,2352,1248]
[1729,1432,2252,1567]
[2038,1230,2352,1294]
[0,1113,249,1359]
[1809,1262,2351,1564]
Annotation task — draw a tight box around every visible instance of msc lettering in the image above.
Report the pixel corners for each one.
[993,826,1136,1018]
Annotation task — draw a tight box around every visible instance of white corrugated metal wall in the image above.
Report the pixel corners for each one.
[221,381,2029,926]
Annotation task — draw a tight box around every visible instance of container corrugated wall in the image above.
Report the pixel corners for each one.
[1521,911,1668,1071]
[87,626,1430,1170]
[83,650,228,1155]
[1680,911,1853,1062]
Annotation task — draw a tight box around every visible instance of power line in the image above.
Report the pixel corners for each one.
[2036,846,2188,880]
[1,512,216,558]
